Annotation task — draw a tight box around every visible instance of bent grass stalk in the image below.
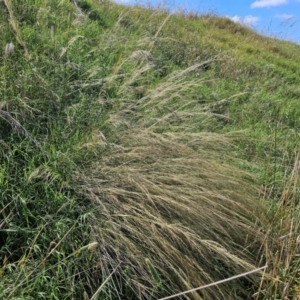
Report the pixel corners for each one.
[158,265,268,300]
[90,263,121,300]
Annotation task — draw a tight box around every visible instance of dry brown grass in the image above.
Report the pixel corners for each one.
[3,0,29,59]
[256,152,300,299]
[74,128,267,299]
[68,59,270,299]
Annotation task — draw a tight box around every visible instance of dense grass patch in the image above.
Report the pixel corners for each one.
[0,0,299,299]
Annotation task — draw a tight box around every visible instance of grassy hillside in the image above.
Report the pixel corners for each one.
[0,0,299,299]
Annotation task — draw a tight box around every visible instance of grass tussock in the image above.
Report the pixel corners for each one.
[74,129,266,298]
[255,152,300,299]
[0,0,299,299]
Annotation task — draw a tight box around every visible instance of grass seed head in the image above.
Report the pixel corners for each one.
[5,42,14,57]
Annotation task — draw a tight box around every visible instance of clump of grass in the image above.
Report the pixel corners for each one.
[77,132,266,299]
[255,152,300,299]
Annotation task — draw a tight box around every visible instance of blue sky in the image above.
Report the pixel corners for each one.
[114,0,300,43]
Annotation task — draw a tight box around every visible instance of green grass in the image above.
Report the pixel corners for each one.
[0,0,299,299]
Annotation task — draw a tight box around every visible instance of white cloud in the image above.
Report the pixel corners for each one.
[275,13,294,20]
[251,0,288,8]
[231,15,260,26]
[113,0,134,4]
[231,15,242,23]
[244,15,260,25]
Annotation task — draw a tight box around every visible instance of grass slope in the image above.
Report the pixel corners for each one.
[0,0,299,299]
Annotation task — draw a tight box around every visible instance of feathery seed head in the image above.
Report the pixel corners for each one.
[5,42,14,57]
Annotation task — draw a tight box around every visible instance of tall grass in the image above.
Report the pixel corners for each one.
[0,0,299,299]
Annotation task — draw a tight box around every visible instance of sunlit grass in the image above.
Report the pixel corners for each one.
[0,0,299,299]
